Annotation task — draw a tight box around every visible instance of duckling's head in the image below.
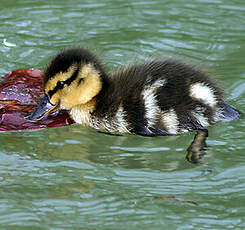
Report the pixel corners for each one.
[29,48,105,120]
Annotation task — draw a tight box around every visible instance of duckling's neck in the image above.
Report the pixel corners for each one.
[69,97,97,127]
[68,77,110,128]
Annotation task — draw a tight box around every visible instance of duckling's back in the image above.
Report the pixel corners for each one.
[93,60,240,136]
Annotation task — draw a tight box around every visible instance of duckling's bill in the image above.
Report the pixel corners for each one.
[28,94,59,120]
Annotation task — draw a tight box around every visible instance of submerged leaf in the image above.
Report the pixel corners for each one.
[0,69,74,131]
[152,195,198,205]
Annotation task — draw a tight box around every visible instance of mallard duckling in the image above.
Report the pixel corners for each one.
[29,48,240,162]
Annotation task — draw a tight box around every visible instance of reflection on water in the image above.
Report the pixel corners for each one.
[0,0,245,229]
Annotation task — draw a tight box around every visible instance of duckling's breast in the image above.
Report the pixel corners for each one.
[70,100,131,133]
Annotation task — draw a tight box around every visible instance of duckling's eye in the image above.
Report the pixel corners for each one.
[57,81,65,89]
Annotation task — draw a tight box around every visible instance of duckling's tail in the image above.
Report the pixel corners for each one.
[217,103,241,121]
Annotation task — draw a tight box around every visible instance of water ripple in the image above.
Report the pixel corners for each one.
[0,0,245,229]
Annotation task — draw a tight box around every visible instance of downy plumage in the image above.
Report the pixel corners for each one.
[29,48,241,162]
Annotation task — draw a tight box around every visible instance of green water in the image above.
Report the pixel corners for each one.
[0,0,245,229]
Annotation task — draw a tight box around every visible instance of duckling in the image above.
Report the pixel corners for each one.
[29,48,240,162]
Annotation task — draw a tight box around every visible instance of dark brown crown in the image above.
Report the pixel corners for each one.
[43,48,106,85]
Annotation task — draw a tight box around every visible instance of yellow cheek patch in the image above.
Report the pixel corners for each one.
[60,64,102,108]
[78,64,102,103]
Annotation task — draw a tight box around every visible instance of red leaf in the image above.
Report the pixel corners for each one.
[0,69,74,131]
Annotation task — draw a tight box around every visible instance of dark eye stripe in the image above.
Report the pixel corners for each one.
[48,67,80,98]
[48,85,59,98]
[78,78,84,85]
[64,67,80,86]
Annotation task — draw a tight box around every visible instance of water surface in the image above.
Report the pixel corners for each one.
[0,0,245,229]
